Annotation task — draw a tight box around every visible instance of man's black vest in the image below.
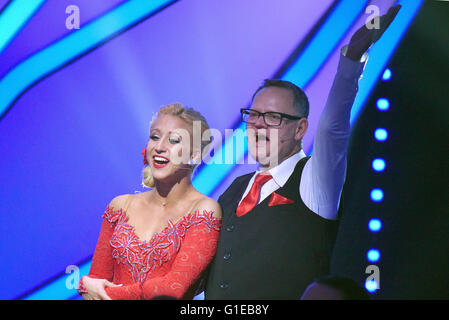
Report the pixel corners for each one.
[205,157,338,299]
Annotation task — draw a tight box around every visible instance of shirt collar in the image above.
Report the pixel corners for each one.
[256,150,306,187]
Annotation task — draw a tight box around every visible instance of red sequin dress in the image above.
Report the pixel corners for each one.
[78,205,221,300]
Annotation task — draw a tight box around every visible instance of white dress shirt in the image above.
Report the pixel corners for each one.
[239,50,366,220]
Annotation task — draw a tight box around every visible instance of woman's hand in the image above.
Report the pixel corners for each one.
[81,276,122,300]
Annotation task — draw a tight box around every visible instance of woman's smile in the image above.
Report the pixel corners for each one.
[152,155,170,169]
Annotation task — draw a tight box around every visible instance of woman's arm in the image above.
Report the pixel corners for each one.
[78,196,127,299]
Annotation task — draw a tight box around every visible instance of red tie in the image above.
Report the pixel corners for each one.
[236,173,272,217]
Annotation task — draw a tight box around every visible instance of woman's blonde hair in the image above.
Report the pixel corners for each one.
[142,103,211,188]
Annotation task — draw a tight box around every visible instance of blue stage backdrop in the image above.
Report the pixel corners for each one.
[0,0,421,299]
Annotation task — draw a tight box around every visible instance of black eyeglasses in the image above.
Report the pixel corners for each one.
[240,108,303,126]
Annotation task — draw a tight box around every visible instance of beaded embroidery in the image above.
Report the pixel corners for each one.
[103,206,221,284]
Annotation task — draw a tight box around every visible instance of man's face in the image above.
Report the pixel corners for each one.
[246,86,307,168]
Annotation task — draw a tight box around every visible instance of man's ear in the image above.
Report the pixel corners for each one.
[295,118,308,142]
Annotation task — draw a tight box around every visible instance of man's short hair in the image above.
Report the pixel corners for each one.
[251,79,309,118]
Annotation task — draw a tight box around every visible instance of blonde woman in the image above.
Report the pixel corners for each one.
[78,103,222,300]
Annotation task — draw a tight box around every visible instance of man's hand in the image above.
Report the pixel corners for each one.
[81,276,122,300]
[346,5,401,61]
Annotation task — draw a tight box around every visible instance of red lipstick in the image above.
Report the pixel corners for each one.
[152,155,169,169]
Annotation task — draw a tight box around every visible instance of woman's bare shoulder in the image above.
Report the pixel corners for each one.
[109,192,150,209]
[108,194,130,208]
[194,196,222,218]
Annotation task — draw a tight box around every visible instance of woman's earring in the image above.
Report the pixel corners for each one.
[188,157,200,166]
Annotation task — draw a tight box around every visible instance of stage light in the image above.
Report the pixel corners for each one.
[374,128,388,142]
[376,98,390,111]
[372,158,386,172]
[370,188,384,202]
[368,218,382,232]
[382,68,392,81]
[365,279,379,292]
[367,249,381,262]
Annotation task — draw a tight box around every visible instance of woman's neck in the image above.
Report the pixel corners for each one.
[152,175,194,208]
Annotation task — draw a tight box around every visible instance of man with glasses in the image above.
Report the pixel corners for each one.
[204,6,401,299]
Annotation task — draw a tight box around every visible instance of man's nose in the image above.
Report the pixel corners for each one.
[253,114,268,128]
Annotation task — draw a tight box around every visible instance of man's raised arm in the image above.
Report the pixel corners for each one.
[300,5,402,220]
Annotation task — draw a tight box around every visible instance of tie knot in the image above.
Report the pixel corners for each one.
[254,173,272,186]
[235,172,272,217]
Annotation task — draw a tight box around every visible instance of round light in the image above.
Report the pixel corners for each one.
[376,98,390,111]
[367,249,381,262]
[372,158,386,172]
[374,128,388,142]
[370,188,384,202]
[368,218,382,232]
[365,279,379,292]
[382,68,392,81]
